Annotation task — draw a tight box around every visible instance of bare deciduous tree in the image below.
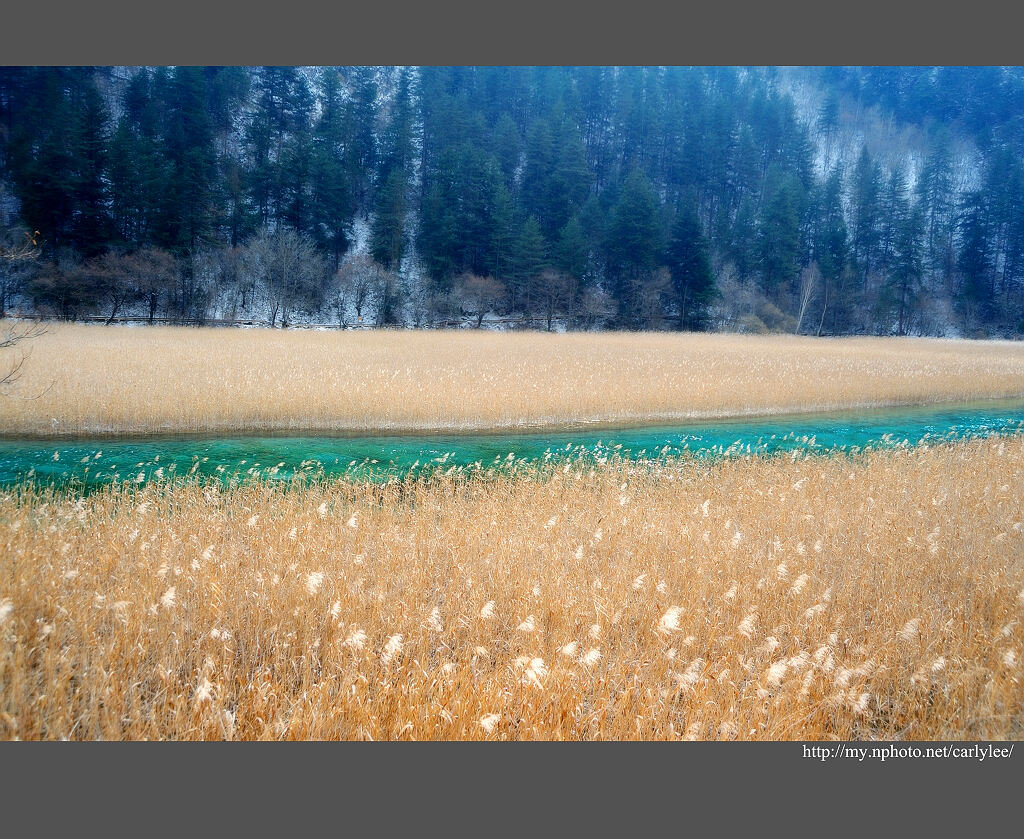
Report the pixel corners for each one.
[578,286,618,330]
[334,252,377,325]
[81,252,138,324]
[0,227,41,318]
[796,262,820,334]
[130,249,179,323]
[456,273,507,328]
[535,269,579,332]
[243,227,327,327]
[632,267,673,330]
[81,248,179,324]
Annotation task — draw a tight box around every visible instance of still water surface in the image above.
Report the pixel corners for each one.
[2,399,1023,488]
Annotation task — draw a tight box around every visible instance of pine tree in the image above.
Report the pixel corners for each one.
[555,215,590,283]
[9,69,102,255]
[757,167,802,299]
[206,67,252,247]
[369,167,408,270]
[916,136,955,283]
[158,67,218,254]
[958,191,994,328]
[343,66,378,212]
[878,166,910,281]
[520,118,554,229]
[246,67,314,228]
[378,68,415,179]
[817,90,840,168]
[666,202,716,330]
[68,73,113,256]
[885,203,925,334]
[310,69,354,268]
[812,166,850,334]
[730,195,759,282]
[281,123,314,235]
[108,69,165,246]
[850,146,883,289]
[510,215,547,315]
[492,113,521,188]
[488,181,516,283]
[543,112,591,242]
[605,169,663,327]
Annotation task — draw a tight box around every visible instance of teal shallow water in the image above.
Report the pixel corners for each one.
[3,399,1024,489]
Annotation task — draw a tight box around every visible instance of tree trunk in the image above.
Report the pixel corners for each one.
[816,282,829,337]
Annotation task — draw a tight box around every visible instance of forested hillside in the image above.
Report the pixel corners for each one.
[2,66,1023,336]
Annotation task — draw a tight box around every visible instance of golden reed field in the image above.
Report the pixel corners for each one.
[2,437,1022,740]
[3,323,1024,434]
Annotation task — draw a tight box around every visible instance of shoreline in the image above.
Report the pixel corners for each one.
[4,393,1024,442]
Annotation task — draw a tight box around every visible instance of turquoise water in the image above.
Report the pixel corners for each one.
[2,399,1024,489]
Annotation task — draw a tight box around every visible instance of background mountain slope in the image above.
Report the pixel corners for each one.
[2,66,1023,336]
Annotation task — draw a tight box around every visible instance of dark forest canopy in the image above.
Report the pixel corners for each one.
[2,66,1024,336]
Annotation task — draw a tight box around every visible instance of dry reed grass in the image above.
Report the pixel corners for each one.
[3,324,1024,435]
[2,436,1022,740]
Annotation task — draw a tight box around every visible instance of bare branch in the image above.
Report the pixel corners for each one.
[0,319,49,392]
[0,229,42,264]
[0,320,48,350]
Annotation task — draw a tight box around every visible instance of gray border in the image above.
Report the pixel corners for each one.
[1,742,1021,832]
[2,1,1022,64]
[3,0,1024,832]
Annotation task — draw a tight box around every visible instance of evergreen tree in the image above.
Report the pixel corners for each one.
[957,191,994,328]
[281,121,314,235]
[158,67,219,254]
[416,180,457,291]
[878,166,910,282]
[310,69,354,268]
[916,136,955,283]
[555,215,590,283]
[492,113,521,188]
[9,69,106,255]
[817,90,840,168]
[812,166,850,334]
[206,67,252,247]
[666,201,716,329]
[378,68,415,179]
[246,67,313,228]
[757,167,802,298]
[108,70,165,246]
[510,215,547,314]
[488,182,517,282]
[849,146,883,289]
[520,118,554,228]
[343,66,378,212]
[885,203,925,334]
[544,112,591,241]
[369,167,408,270]
[729,195,759,282]
[605,169,663,327]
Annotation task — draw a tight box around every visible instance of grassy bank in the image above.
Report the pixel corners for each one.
[2,436,1022,740]
[3,324,1024,435]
